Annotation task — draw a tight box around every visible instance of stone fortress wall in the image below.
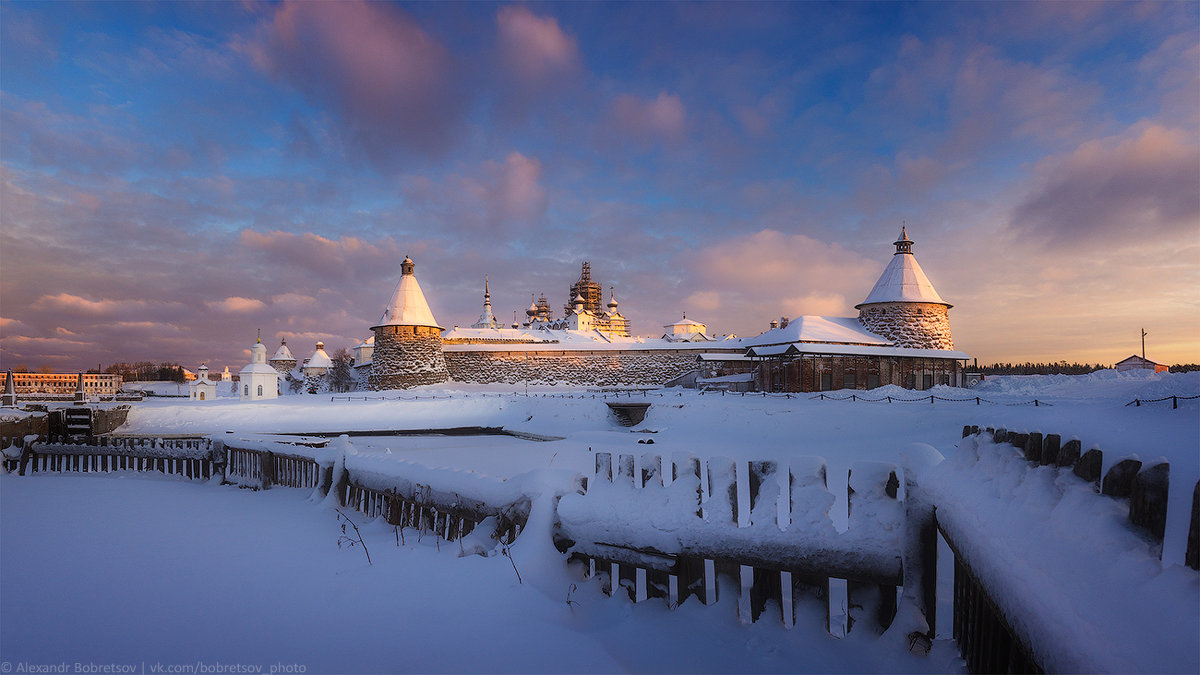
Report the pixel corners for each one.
[857,302,954,350]
[442,348,723,386]
[368,325,450,390]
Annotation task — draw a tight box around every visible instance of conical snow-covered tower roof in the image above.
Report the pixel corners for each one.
[371,256,442,330]
[855,226,950,308]
[270,337,294,362]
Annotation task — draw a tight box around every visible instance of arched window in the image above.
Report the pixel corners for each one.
[199,391,205,400]
[257,385,263,397]
[244,385,249,396]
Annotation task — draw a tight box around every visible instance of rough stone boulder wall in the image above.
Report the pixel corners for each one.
[858,302,954,350]
[368,326,449,390]
[443,350,700,386]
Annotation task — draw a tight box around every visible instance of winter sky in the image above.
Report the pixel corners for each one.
[1,1,1197,371]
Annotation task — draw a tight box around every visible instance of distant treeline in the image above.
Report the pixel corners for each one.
[977,362,1200,375]
[103,361,186,382]
[977,362,1109,375]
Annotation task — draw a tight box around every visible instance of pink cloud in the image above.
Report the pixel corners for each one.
[31,293,146,316]
[238,230,402,281]
[399,152,547,234]
[672,229,877,335]
[1011,124,1200,246]
[243,0,464,163]
[205,297,269,313]
[612,91,687,144]
[496,6,580,85]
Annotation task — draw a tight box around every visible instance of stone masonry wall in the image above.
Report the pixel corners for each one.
[368,326,449,390]
[857,302,954,350]
[444,349,703,386]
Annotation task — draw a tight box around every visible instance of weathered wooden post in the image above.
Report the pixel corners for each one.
[1186,480,1199,571]
[1101,458,1142,498]
[788,456,831,631]
[902,448,942,648]
[1074,448,1104,489]
[1057,439,1082,468]
[846,462,899,634]
[1040,434,1061,466]
[1023,432,1042,463]
[1129,463,1169,548]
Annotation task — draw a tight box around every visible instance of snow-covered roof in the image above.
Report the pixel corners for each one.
[443,326,549,343]
[270,340,294,362]
[745,343,970,360]
[856,230,949,307]
[665,318,705,328]
[239,362,279,376]
[737,316,891,348]
[372,257,442,330]
[306,343,332,369]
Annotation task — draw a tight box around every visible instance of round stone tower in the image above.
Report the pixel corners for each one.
[855,227,954,350]
[269,337,297,376]
[368,256,450,390]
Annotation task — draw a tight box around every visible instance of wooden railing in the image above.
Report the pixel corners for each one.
[555,451,911,634]
[2,435,219,480]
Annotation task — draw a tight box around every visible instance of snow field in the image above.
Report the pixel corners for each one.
[3,371,1196,672]
[0,472,962,674]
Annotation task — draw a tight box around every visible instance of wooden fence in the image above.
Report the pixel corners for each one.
[555,451,912,634]
[224,445,326,491]
[2,435,220,480]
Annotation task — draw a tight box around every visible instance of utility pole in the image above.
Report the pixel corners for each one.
[1141,328,1147,359]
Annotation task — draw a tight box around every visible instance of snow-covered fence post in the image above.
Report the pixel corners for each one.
[899,448,941,650]
[705,457,737,607]
[1040,434,1061,466]
[639,454,669,603]
[788,457,832,631]
[1074,448,1103,488]
[1129,463,1169,549]
[672,454,705,608]
[744,460,784,624]
[1101,458,1142,498]
[1187,481,1199,570]
[846,462,900,634]
[1056,439,1080,468]
[1022,432,1042,463]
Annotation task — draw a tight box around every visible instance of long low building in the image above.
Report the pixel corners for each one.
[9,372,123,396]
[335,227,970,392]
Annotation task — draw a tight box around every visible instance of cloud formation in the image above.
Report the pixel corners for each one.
[1010,125,1200,247]
[244,0,464,164]
[496,6,580,86]
[612,92,688,145]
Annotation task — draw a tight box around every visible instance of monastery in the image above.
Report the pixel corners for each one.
[317,228,970,393]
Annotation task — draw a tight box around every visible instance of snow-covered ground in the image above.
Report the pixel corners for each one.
[0,473,961,674]
[2,370,1196,673]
